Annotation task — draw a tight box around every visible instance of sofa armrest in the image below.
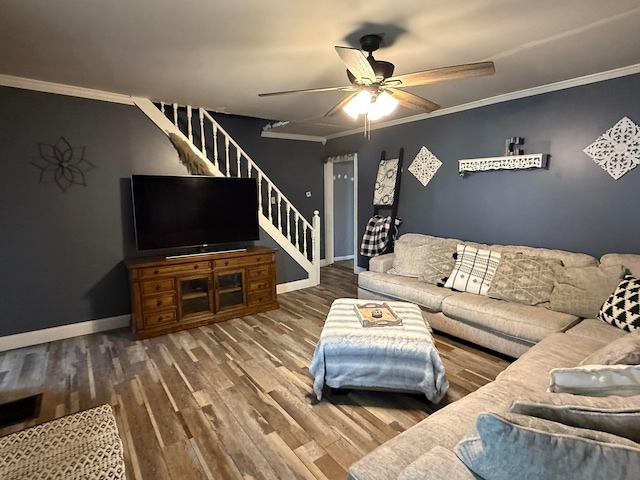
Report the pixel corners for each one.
[369,253,395,273]
[398,446,478,480]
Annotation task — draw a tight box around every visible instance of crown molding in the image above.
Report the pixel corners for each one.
[0,74,135,105]
[261,129,327,144]
[324,63,640,141]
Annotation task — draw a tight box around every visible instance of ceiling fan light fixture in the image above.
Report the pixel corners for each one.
[370,91,399,119]
[343,90,372,119]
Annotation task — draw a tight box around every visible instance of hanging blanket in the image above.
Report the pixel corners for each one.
[360,215,402,257]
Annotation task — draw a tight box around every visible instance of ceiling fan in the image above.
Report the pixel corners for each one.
[259,34,495,121]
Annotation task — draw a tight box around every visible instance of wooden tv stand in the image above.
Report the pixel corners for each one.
[126,247,278,339]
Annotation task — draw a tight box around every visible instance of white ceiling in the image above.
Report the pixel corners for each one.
[2,1,640,138]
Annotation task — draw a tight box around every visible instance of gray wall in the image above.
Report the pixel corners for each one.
[326,73,640,268]
[333,161,354,258]
[0,87,321,336]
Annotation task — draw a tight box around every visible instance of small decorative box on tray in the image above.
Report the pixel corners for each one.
[354,302,403,328]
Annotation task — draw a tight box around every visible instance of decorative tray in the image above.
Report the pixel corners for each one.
[354,302,403,328]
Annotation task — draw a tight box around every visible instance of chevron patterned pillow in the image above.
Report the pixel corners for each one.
[598,275,640,332]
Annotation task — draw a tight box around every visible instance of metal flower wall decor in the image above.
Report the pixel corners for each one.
[31,136,95,192]
[583,116,640,180]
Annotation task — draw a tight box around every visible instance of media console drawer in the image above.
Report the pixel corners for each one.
[127,247,278,339]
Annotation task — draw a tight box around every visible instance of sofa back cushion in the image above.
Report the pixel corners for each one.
[548,264,625,318]
[601,253,640,277]
[491,244,598,268]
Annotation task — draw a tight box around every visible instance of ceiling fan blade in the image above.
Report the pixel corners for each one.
[324,92,359,117]
[384,61,495,88]
[335,46,376,84]
[258,85,355,97]
[387,88,440,113]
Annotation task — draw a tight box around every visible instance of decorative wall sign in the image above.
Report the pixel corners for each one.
[583,116,640,180]
[373,158,399,205]
[458,153,547,176]
[31,136,95,192]
[408,146,442,186]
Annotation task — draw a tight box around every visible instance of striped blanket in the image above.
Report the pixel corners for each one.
[309,299,449,402]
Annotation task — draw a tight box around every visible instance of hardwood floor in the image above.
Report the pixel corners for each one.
[0,263,511,479]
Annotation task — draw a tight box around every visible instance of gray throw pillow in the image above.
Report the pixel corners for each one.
[388,242,433,277]
[487,253,561,306]
[509,400,640,443]
[455,412,640,480]
[548,264,625,318]
[418,243,457,286]
[579,329,640,365]
[549,364,640,397]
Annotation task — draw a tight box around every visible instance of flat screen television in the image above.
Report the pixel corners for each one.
[131,175,259,251]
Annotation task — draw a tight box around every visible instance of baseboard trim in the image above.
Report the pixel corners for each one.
[276,278,314,294]
[334,255,355,262]
[0,314,131,352]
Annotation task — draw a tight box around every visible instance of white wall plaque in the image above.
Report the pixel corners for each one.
[458,153,547,176]
[408,146,442,186]
[583,116,640,180]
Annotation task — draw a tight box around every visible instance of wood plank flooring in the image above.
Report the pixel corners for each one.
[0,262,511,479]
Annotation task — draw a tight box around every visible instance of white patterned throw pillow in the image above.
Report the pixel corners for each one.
[444,245,501,295]
[598,275,640,332]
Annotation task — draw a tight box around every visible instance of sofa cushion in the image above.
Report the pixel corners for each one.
[419,243,458,285]
[444,245,501,295]
[565,318,628,344]
[388,242,435,277]
[548,264,625,318]
[487,253,561,306]
[598,275,640,332]
[397,447,476,480]
[491,244,598,268]
[601,253,640,277]
[509,401,640,443]
[368,252,394,273]
[455,412,640,480]
[579,330,639,366]
[549,364,640,397]
[358,271,455,312]
[441,293,578,344]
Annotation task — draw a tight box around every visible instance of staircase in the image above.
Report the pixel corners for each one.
[133,98,321,290]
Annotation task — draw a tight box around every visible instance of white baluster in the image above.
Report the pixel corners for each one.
[312,210,321,284]
[247,162,252,178]
[199,109,205,154]
[303,224,308,257]
[236,150,241,178]
[267,184,273,223]
[213,124,219,169]
[286,204,291,242]
[225,137,230,177]
[160,102,165,115]
[173,103,178,127]
[277,194,283,233]
[187,106,193,142]
[295,214,300,250]
[257,174,263,214]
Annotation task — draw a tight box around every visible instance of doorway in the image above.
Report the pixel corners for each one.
[324,154,358,273]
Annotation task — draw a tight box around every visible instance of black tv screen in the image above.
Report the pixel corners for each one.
[131,175,259,251]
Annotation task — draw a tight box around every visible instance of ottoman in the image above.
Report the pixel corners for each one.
[309,298,449,401]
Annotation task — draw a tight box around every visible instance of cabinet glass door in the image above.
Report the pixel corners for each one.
[179,276,213,317]
[215,269,246,311]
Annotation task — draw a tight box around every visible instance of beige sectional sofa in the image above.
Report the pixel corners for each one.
[358,233,628,358]
[349,233,640,479]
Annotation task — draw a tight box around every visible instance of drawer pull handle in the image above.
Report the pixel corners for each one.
[224,261,229,266]
[257,257,261,262]
[257,270,262,275]
[154,269,159,274]
[156,300,162,306]
[155,285,160,291]
[194,265,199,269]
[157,316,163,322]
